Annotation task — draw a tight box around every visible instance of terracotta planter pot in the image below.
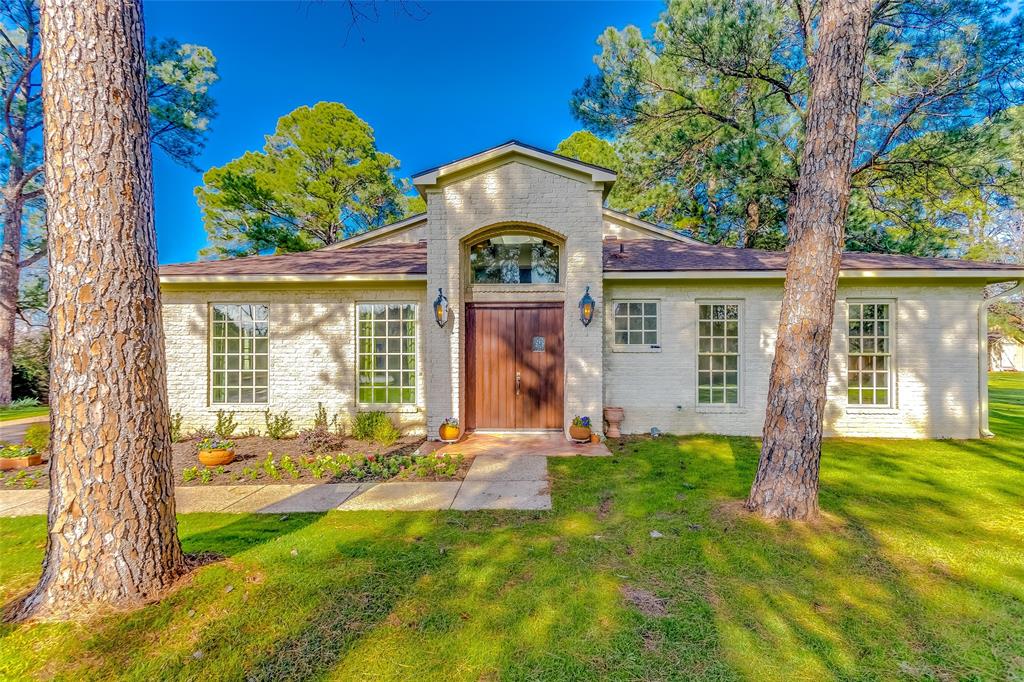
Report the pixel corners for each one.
[439,424,460,442]
[603,406,625,438]
[198,449,235,466]
[0,454,42,470]
[568,425,591,443]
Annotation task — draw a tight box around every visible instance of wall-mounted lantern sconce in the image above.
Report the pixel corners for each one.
[433,287,449,328]
[579,285,595,327]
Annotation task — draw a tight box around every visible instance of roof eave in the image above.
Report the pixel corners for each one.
[323,213,428,250]
[159,273,428,285]
[603,269,1024,281]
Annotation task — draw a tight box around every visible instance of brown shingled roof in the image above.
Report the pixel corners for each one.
[160,242,427,278]
[603,239,1024,273]
[159,237,1022,280]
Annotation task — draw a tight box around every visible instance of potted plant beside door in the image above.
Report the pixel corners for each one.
[439,417,460,443]
[569,416,592,443]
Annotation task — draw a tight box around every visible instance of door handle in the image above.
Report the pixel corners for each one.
[515,371,521,396]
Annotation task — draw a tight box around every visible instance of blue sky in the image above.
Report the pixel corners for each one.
[144,1,662,263]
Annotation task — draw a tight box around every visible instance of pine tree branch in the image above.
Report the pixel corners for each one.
[18,244,46,269]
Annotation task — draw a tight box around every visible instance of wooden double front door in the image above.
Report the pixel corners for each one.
[465,303,564,430]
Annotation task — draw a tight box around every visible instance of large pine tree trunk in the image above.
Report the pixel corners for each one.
[746,0,874,520]
[9,0,183,621]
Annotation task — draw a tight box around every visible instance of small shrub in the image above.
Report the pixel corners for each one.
[23,424,49,452]
[182,466,199,483]
[170,412,185,443]
[312,403,329,430]
[198,468,213,484]
[280,455,301,479]
[238,428,260,438]
[353,411,401,446]
[304,456,328,479]
[262,453,281,480]
[214,410,238,439]
[189,426,215,443]
[10,396,40,408]
[372,419,401,447]
[298,424,342,455]
[264,409,294,439]
[241,466,261,481]
[321,454,345,477]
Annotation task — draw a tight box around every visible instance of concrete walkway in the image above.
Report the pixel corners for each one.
[0,453,553,516]
[0,433,613,516]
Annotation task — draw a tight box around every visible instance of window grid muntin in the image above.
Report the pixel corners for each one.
[847,301,892,406]
[612,300,659,347]
[210,303,269,405]
[697,303,740,405]
[357,303,418,405]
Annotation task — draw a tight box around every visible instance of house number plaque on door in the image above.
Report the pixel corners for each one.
[532,336,546,352]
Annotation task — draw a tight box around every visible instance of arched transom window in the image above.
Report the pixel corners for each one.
[468,233,560,284]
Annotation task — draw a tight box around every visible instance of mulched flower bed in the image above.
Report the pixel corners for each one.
[0,465,46,490]
[0,435,471,490]
[173,434,471,486]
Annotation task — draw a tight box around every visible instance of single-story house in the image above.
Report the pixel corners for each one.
[159,141,1024,440]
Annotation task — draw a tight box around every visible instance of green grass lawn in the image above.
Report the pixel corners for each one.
[2,377,1024,680]
[0,405,47,422]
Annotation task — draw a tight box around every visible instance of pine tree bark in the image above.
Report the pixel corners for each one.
[743,199,760,248]
[8,0,183,621]
[747,0,874,520]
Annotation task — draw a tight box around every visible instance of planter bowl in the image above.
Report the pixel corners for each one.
[603,406,625,438]
[568,425,592,443]
[0,454,42,470]
[439,424,460,443]
[198,449,235,467]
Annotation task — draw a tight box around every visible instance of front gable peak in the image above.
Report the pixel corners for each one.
[411,140,617,199]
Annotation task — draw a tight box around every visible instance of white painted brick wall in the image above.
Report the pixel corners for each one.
[424,160,605,437]
[603,280,983,439]
[162,283,427,435]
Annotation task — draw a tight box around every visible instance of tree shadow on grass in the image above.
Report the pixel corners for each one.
[689,432,1024,680]
[0,511,326,678]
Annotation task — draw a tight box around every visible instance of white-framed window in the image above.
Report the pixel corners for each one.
[210,303,269,405]
[697,302,740,405]
[612,300,660,349]
[847,300,893,407]
[357,303,418,405]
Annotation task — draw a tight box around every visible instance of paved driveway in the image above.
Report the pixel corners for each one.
[0,416,46,444]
